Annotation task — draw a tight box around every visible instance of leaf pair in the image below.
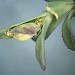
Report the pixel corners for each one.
[32,1,74,41]
[45,1,75,51]
[45,0,74,39]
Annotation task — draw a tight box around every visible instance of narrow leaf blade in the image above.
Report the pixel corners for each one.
[0,12,47,39]
[45,15,64,39]
[35,13,52,70]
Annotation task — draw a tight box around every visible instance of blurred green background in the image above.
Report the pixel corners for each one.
[0,0,75,75]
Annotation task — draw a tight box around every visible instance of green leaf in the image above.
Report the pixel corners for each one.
[46,1,74,19]
[7,23,42,41]
[45,14,65,39]
[32,12,64,41]
[62,9,75,51]
[32,11,52,41]
[35,13,52,70]
[0,11,47,39]
[0,33,12,39]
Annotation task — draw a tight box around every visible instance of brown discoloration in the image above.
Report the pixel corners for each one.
[16,26,37,34]
[5,22,41,38]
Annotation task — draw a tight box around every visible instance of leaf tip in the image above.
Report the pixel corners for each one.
[40,64,46,70]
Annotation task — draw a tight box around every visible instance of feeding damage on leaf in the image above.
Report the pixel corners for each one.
[4,18,43,41]
[0,0,75,70]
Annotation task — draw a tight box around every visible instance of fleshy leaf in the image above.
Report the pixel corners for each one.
[5,23,42,41]
[35,12,52,70]
[32,11,51,41]
[45,14,65,39]
[62,9,75,51]
[0,11,47,39]
[46,1,74,18]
